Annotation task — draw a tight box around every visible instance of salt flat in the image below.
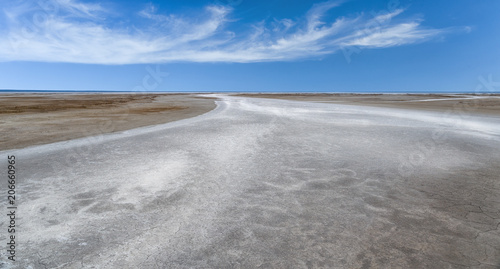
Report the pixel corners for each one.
[1,95,500,268]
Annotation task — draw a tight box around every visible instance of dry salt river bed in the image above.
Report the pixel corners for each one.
[1,95,500,268]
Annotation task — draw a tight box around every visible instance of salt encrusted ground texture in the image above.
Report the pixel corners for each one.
[1,95,499,268]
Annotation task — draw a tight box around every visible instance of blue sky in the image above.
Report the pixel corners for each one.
[0,0,499,92]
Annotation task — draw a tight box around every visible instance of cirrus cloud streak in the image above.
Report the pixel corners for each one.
[0,0,456,64]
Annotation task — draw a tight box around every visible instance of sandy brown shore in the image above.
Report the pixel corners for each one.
[0,93,216,150]
[236,93,500,116]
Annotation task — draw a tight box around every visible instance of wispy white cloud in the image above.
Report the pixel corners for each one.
[0,0,456,64]
[56,0,104,18]
[340,22,442,48]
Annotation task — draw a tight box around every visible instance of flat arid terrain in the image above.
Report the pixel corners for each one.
[2,93,499,150]
[1,93,500,268]
[0,93,216,150]
[237,93,500,115]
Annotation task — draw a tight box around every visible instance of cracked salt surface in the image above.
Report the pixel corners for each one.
[1,95,500,268]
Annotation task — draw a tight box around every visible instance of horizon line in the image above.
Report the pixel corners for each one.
[1,89,499,95]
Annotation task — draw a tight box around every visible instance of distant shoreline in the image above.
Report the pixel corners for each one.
[1,90,500,94]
